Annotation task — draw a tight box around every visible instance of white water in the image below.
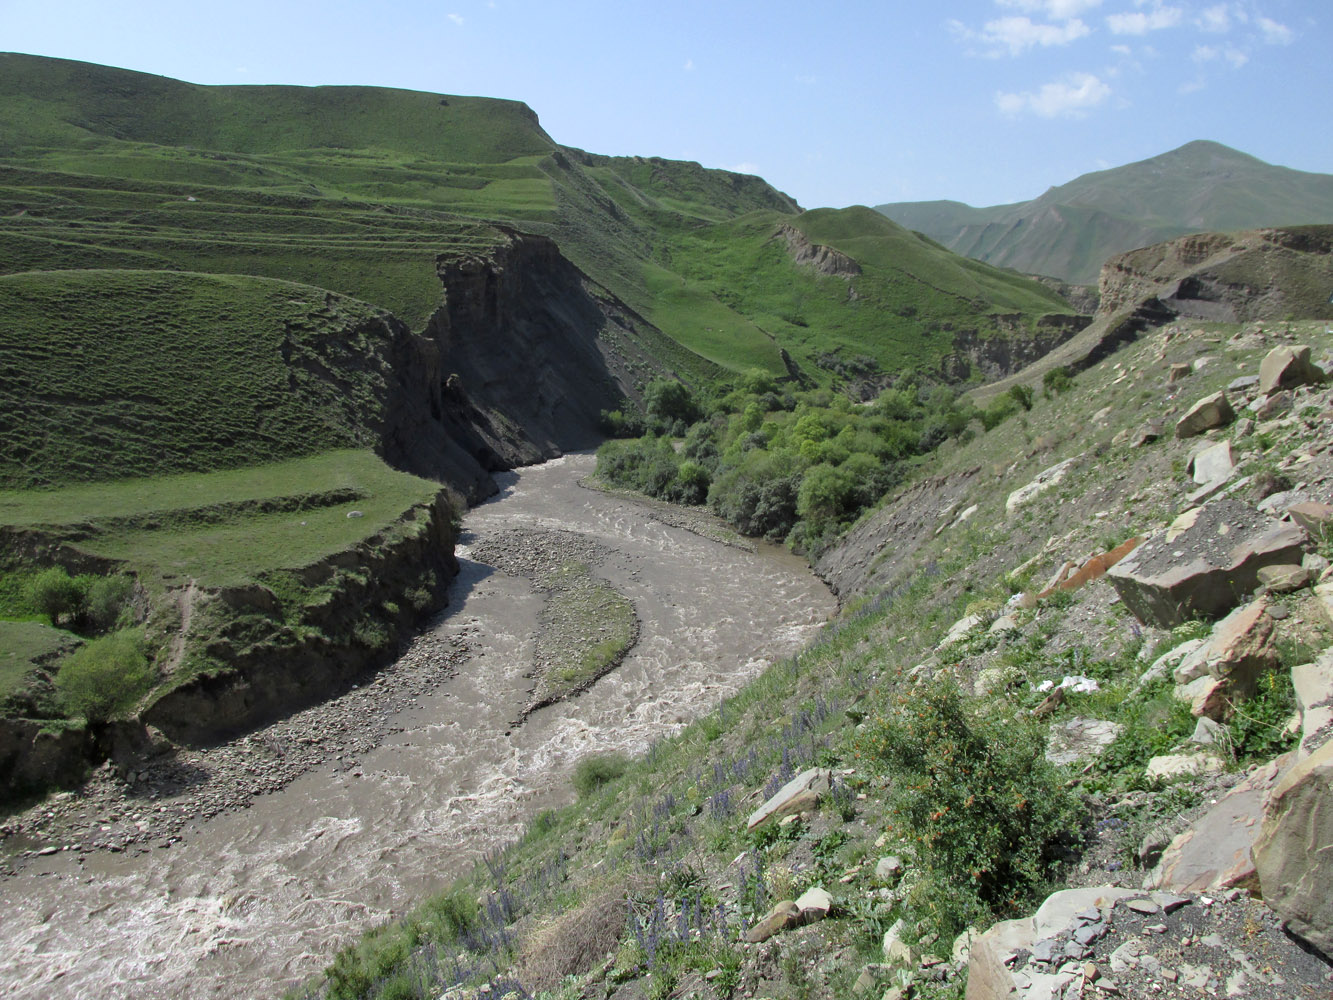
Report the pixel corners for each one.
[0,454,834,999]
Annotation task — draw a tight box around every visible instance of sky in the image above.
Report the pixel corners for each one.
[3,0,1328,210]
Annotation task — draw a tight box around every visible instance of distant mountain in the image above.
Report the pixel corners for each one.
[876,141,1333,284]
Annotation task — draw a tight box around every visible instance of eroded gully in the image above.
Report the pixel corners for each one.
[1,454,835,999]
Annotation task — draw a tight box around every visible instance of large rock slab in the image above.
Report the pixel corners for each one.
[1259,344,1327,394]
[1146,755,1287,892]
[746,767,830,831]
[1253,740,1333,958]
[1292,651,1333,761]
[1106,498,1308,627]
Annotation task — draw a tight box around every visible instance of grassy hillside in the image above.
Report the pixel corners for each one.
[878,140,1333,283]
[0,269,423,487]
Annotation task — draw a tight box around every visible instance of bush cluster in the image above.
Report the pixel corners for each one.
[28,566,134,631]
[597,374,985,555]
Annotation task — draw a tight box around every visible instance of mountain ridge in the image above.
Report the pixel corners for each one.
[877,140,1333,284]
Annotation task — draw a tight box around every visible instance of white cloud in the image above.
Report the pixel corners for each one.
[996,0,1102,18]
[1257,16,1293,44]
[1109,43,1132,54]
[996,71,1112,117]
[1107,4,1182,35]
[1193,43,1247,67]
[447,12,464,26]
[683,58,695,71]
[1196,3,1231,33]
[724,162,760,175]
[980,15,1091,54]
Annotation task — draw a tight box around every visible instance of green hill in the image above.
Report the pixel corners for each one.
[1,53,1076,394]
[877,140,1333,284]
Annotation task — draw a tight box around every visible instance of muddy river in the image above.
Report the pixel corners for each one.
[1,454,834,999]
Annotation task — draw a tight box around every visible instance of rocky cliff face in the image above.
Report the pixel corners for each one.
[777,224,862,278]
[421,229,659,476]
[941,314,1090,382]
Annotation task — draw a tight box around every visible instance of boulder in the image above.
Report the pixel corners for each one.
[1171,597,1277,695]
[1287,501,1333,537]
[1006,458,1077,514]
[882,918,915,966]
[938,613,986,650]
[1189,441,1235,485]
[1253,740,1333,958]
[1227,375,1260,393]
[1175,391,1234,438]
[1130,419,1165,447]
[1250,390,1292,419]
[1045,717,1124,766]
[794,886,832,921]
[746,768,830,831]
[965,888,1138,1000]
[1168,362,1192,382]
[1292,651,1333,759]
[1037,537,1141,599]
[744,899,800,942]
[1105,498,1308,627]
[1256,563,1310,593]
[1145,752,1224,780]
[1258,344,1327,394]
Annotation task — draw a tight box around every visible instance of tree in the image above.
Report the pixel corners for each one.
[30,567,82,627]
[55,630,156,724]
[643,379,702,430]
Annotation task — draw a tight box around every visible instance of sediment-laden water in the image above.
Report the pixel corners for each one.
[1,454,834,999]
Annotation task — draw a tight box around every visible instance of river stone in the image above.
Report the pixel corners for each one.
[1105,498,1308,627]
[746,767,830,831]
[1253,740,1333,957]
[1175,391,1234,438]
[1259,344,1327,394]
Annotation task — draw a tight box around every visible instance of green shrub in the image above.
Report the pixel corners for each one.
[855,682,1081,938]
[54,629,156,724]
[84,575,134,631]
[1007,384,1034,412]
[1042,366,1072,396]
[30,566,83,627]
[572,752,630,798]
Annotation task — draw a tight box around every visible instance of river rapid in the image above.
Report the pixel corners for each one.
[1,454,834,999]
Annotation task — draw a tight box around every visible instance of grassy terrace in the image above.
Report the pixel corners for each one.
[0,449,441,589]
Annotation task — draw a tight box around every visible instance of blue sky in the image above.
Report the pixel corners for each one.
[3,0,1327,209]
